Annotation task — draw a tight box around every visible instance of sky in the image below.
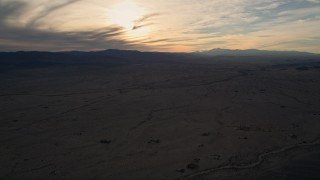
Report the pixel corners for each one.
[0,0,320,53]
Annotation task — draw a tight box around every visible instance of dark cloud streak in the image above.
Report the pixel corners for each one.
[132,13,160,30]
[26,0,81,27]
[0,25,149,51]
[0,0,27,22]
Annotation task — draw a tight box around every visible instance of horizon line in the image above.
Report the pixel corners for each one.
[0,48,319,55]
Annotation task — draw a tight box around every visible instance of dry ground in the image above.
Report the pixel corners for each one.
[1,57,320,179]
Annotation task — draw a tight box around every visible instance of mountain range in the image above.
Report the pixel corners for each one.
[0,48,318,71]
[197,48,317,56]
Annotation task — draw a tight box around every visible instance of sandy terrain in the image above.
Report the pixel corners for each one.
[1,57,320,179]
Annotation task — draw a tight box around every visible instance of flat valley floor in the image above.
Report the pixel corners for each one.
[1,57,320,179]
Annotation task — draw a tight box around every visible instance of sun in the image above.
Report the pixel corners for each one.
[108,1,144,30]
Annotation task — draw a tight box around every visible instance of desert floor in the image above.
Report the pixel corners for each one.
[1,57,320,179]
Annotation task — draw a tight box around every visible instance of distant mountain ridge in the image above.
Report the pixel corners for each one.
[198,48,317,56]
[0,48,319,71]
[0,48,317,57]
[0,49,192,71]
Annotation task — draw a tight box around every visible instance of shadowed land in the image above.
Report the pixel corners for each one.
[0,50,320,179]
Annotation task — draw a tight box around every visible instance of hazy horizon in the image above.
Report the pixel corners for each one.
[0,48,319,55]
[1,0,320,53]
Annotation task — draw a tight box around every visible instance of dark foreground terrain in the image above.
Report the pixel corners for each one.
[1,50,320,179]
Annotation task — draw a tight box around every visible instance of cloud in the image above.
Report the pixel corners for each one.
[26,0,81,27]
[132,13,160,30]
[0,24,149,51]
[0,0,27,22]
[306,0,320,3]
[0,0,150,51]
[141,38,170,44]
[254,2,284,10]
[0,0,319,53]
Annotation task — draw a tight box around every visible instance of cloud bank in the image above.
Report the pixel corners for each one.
[0,0,319,53]
[0,0,150,51]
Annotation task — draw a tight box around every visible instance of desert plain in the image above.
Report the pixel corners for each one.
[1,54,320,179]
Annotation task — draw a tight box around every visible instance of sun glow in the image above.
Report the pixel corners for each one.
[108,1,144,30]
